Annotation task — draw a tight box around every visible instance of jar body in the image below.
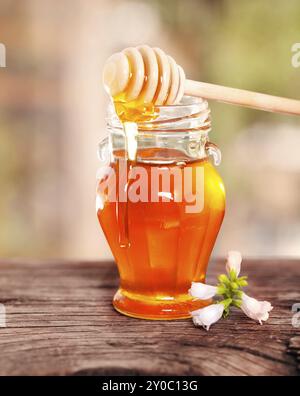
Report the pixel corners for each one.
[96,146,225,319]
[96,97,225,319]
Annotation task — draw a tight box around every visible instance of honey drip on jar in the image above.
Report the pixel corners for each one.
[111,58,161,247]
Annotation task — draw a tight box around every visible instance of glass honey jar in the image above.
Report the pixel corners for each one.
[96,96,225,319]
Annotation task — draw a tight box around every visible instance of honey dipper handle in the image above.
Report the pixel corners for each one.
[185,79,300,116]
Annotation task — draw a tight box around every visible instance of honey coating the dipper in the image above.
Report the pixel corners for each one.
[113,92,158,123]
[103,45,185,123]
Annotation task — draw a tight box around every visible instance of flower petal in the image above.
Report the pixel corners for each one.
[189,282,217,300]
[192,314,205,327]
[226,250,242,276]
[191,303,224,331]
[241,293,273,324]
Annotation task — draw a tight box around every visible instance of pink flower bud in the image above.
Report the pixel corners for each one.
[189,282,217,300]
[226,250,242,276]
[191,303,224,331]
[241,293,273,324]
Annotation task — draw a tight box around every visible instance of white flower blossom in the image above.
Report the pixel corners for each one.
[241,293,273,324]
[189,282,217,300]
[190,251,273,330]
[226,250,242,276]
[191,303,224,331]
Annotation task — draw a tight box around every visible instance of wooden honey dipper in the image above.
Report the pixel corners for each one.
[103,45,300,116]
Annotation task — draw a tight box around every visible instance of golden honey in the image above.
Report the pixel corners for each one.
[96,147,225,319]
[113,92,159,123]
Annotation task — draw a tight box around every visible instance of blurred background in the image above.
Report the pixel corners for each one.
[0,0,300,260]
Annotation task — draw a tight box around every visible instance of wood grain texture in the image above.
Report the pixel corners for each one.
[288,337,300,372]
[0,259,299,376]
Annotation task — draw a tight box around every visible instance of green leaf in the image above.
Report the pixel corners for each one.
[223,306,231,318]
[221,298,232,309]
[229,269,237,282]
[233,290,243,298]
[217,285,227,295]
[237,279,248,287]
[232,299,242,308]
[218,274,230,285]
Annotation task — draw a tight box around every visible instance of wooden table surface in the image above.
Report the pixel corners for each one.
[0,258,299,376]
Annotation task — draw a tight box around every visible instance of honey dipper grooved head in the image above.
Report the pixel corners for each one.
[103,45,186,105]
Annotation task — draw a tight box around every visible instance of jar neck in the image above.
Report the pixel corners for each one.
[107,96,211,133]
[104,96,219,164]
[108,127,209,164]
